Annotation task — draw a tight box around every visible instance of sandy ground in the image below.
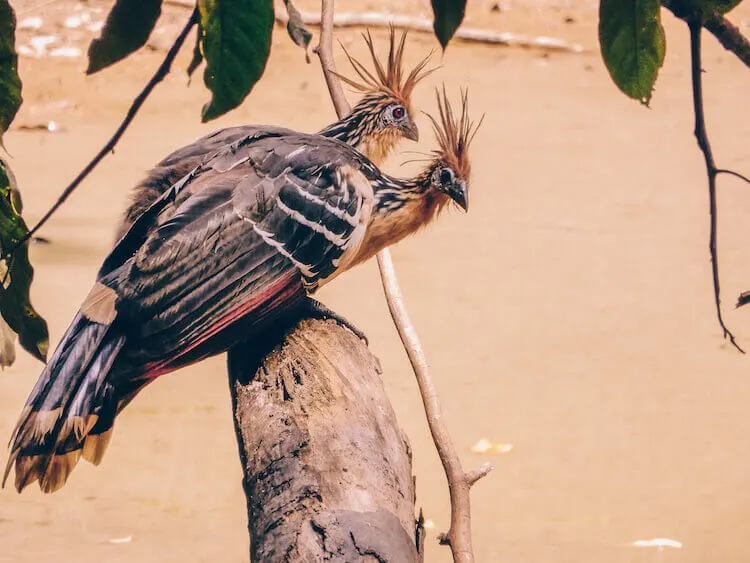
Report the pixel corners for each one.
[2,0,750,561]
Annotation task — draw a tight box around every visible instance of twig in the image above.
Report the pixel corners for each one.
[12,8,198,251]
[662,0,750,70]
[315,2,491,561]
[687,18,744,353]
[716,169,750,186]
[283,10,584,53]
[167,0,583,53]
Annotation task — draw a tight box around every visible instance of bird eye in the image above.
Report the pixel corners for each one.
[391,106,406,119]
[440,168,454,185]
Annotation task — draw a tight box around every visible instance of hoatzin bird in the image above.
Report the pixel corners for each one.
[4,88,480,493]
[117,28,432,240]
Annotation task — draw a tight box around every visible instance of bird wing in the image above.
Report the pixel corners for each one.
[119,125,301,239]
[154,125,298,170]
[104,132,374,374]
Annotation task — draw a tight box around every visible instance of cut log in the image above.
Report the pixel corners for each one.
[227,318,421,561]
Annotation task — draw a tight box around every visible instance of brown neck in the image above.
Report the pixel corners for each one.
[351,182,449,267]
[362,130,401,167]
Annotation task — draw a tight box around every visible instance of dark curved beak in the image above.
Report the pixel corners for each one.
[449,181,468,212]
[402,120,419,142]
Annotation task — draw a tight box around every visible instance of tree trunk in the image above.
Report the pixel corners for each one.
[227,317,422,562]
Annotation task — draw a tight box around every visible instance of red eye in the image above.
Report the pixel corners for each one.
[392,106,405,119]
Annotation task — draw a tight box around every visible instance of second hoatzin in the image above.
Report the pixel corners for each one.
[4,89,480,494]
[118,28,433,239]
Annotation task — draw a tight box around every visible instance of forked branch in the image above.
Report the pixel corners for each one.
[377,249,492,562]
[315,2,491,561]
[686,18,744,353]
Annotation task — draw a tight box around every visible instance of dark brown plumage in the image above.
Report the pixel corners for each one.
[4,90,479,494]
[117,27,433,240]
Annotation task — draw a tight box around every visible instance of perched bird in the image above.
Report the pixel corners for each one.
[4,89,480,493]
[118,28,433,240]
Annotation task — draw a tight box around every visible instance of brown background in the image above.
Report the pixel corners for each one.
[2,1,750,562]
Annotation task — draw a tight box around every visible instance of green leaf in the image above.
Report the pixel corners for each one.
[87,0,163,74]
[431,0,466,50]
[0,158,48,362]
[199,0,274,122]
[599,0,666,105]
[283,0,312,61]
[0,0,22,144]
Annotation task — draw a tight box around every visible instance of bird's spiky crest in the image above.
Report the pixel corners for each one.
[336,26,435,112]
[425,87,482,181]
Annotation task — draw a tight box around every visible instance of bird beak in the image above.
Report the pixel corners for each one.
[449,181,468,211]
[403,120,419,142]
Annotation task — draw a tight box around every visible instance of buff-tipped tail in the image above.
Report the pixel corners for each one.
[4,311,125,493]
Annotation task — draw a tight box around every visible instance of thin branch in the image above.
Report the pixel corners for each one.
[314,0,350,116]
[315,2,490,561]
[688,18,744,353]
[12,8,199,251]
[284,10,584,54]
[377,250,491,563]
[465,462,493,486]
[165,0,585,53]
[662,0,750,70]
[717,168,750,186]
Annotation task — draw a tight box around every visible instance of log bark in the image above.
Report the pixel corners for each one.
[227,317,421,562]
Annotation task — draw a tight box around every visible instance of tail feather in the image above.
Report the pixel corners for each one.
[82,427,113,465]
[3,313,126,493]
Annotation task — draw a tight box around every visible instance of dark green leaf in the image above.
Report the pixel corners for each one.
[0,158,48,362]
[187,20,203,80]
[0,0,22,144]
[431,0,467,50]
[199,0,274,122]
[283,0,312,61]
[599,0,666,105]
[87,0,163,74]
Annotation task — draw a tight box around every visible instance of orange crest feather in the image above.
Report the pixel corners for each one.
[425,87,483,181]
[336,26,435,112]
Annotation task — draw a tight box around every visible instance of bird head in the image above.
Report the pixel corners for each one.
[336,27,435,160]
[423,87,482,212]
[375,100,418,142]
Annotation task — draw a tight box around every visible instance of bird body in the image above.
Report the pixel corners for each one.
[5,90,479,494]
[6,128,375,492]
[118,28,430,240]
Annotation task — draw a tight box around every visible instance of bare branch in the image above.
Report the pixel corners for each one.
[687,18,744,353]
[465,462,494,486]
[377,249,491,563]
[717,168,750,186]
[165,0,584,53]
[283,10,584,54]
[315,2,490,560]
[315,0,350,117]
[662,0,750,70]
[12,8,199,252]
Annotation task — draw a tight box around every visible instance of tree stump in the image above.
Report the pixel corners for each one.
[227,318,421,561]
